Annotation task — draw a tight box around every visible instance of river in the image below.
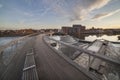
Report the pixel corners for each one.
[85,34,120,42]
[0,37,18,46]
[0,34,120,47]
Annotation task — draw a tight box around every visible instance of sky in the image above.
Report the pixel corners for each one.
[0,0,120,29]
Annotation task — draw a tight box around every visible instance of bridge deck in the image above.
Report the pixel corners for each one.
[34,35,91,80]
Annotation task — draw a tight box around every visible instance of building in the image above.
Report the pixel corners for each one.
[62,25,86,37]
[84,27,104,34]
[62,25,86,34]
[62,27,71,34]
[72,24,86,36]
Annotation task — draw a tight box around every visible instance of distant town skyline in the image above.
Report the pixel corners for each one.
[0,0,120,30]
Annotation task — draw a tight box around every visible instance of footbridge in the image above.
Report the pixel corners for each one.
[0,34,120,80]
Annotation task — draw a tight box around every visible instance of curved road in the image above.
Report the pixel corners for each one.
[34,34,91,80]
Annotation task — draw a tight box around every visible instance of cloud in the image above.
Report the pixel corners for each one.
[13,8,33,17]
[69,0,111,21]
[0,4,3,8]
[41,0,111,21]
[41,0,67,16]
[23,12,33,17]
[92,9,120,19]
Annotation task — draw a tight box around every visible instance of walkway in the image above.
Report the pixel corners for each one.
[34,34,91,80]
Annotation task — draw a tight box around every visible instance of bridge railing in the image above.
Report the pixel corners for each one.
[44,36,120,80]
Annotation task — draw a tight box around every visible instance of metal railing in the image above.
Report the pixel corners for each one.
[45,36,120,80]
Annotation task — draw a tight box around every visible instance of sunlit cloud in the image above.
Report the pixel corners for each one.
[0,0,120,29]
[92,9,120,19]
[42,0,111,21]
[71,0,111,21]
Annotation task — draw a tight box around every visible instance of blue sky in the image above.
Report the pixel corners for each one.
[0,0,120,29]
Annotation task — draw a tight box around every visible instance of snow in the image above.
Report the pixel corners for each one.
[50,36,61,41]
[87,40,103,52]
[74,53,89,68]
[60,35,77,44]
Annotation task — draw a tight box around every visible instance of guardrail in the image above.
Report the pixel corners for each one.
[48,37,120,66]
[45,36,120,80]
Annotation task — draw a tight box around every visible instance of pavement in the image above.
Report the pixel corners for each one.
[34,34,91,80]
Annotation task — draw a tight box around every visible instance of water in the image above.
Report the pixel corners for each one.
[0,37,18,46]
[85,35,120,42]
[51,34,120,42]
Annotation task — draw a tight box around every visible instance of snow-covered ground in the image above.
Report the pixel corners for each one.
[87,40,103,52]
[49,36,61,41]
